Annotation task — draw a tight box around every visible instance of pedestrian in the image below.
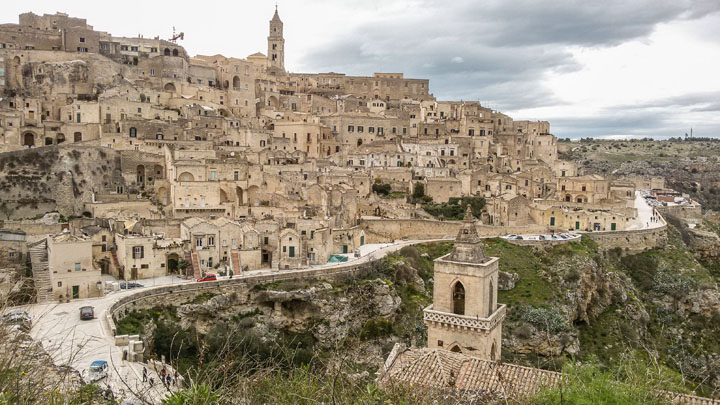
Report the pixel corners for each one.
[149,377,154,387]
[161,368,166,379]
[166,375,172,386]
[174,371,179,386]
[142,367,147,382]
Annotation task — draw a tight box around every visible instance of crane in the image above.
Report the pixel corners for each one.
[170,26,184,43]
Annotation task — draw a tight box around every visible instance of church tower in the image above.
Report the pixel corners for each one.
[424,205,506,360]
[267,6,285,72]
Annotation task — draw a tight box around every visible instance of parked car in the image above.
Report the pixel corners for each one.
[79,306,95,320]
[2,310,31,331]
[119,281,144,289]
[503,234,518,240]
[88,360,108,382]
[197,274,217,282]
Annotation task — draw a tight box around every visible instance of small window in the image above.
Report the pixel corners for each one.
[74,263,81,271]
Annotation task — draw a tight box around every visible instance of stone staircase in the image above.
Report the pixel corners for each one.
[28,239,53,303]
[190,251,201,279]
[230,249,241,275]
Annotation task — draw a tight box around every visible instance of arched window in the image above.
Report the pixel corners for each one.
[453,281,465,315]
[163,48,170,56]
[172,49,179,57]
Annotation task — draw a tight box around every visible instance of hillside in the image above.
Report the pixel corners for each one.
[115,223,720,402]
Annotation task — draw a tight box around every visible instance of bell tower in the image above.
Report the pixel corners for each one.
[424,205,506,360]
[267,5,285,72]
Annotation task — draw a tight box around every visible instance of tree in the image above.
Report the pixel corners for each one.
[412,182,425,200]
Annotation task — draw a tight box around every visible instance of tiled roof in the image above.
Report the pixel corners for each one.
[381,348,561,400]
[382,348,720,404]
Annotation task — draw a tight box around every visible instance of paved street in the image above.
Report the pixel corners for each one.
[13,239,443,403]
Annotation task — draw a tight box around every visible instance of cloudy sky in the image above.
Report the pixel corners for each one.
[6,0,720,139]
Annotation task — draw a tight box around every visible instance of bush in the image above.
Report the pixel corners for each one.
[621,253,658,291]
[519,306,569,333]
[372,183,391,196]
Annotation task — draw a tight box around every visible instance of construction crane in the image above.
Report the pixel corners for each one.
[170,26,184,43]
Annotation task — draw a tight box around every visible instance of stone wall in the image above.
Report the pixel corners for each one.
[359,219,546,242]
[586,225,667,251]
[107,258,381,335]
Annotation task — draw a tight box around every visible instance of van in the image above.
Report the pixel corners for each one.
[88,360,108,382]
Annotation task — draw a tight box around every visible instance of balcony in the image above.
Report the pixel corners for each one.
[423,304,506,331]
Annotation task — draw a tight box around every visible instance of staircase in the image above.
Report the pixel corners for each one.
[110,250,121,275]
[28,239,53,303]
[190,251,201,279]
[230,249,241,275]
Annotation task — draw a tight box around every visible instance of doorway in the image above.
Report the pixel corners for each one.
[72,285,79,299]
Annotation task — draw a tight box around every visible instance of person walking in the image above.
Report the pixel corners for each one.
[142,367,148,382]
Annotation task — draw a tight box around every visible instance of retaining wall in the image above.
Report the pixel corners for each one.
[107,258,381,335]
[359,219,546,243]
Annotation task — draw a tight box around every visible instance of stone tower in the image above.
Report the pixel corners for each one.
[267,6,285,72]
[423,205,506,360]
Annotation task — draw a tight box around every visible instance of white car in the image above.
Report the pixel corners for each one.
[88,360,108,382]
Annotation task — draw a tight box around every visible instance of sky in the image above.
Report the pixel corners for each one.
[6,0,720,139]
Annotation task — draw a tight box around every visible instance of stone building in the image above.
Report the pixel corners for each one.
[424,206,505,360]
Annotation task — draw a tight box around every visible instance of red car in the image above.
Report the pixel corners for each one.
[197,274,217,282]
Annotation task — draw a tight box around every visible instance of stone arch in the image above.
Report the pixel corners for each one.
[45,137,53,145]
[56,133,65,144]
[136,165,145,185]
[452,281,465,315]
[223,80,229,89]
[22,132,35,147]
[164,48,170,56]
[565,194,571,202]
[267,96,279,109]
[178,171,194,182]
[576,195,586,203]
[232,76,240,88]
[73,132,82,142]
[172,49,179,57]
[220,188,229,203]
[163,82,176,92]
[166,253,180,274]
[236,186,245,205]
[247,185,260,206]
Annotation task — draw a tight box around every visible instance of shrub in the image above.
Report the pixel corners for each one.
[519,306,569,333]
[372,183,391,196]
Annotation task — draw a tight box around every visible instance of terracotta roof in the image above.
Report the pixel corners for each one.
[381,348,561,400]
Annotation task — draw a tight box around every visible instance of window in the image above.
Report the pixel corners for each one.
[358,126,364,133]
[289,246,295,257]
[74,263,81,272]
[150,68,155,77]
[208,236,215,246]
[58,281,62,287]
[79,37,85,43]
[129,127,137,137]
[141,264,149,269]
[348,125,354,132]
[264,237,269,245]
[133,246,144,259]
[234,171,239,181]
[210,171,216,180]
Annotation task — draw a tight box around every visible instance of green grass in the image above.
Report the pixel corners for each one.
[486,239,558,308]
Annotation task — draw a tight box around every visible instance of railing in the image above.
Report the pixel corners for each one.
[423,304,506,331]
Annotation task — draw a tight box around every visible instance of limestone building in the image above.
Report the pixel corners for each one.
[423,206,506,360]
